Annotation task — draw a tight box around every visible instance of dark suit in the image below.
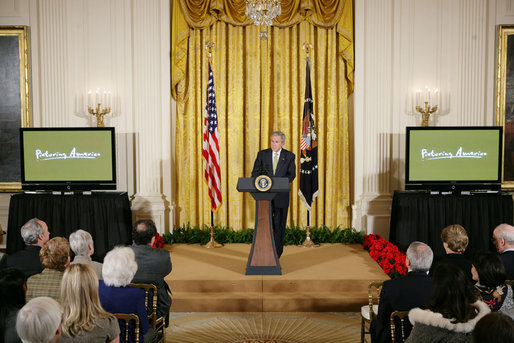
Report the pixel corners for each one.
[370,271,434,343]
[251,148,296,258]
[6,245,43,278]
[131,244,172,326]
[429,253,473,282]
[500,250,514,280]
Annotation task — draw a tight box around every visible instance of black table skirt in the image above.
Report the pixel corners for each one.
[389,191,513,259]
[7,192,132,262]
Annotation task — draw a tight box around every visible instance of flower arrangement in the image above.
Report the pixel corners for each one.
[363,234,407,278]
[152,232,165,248]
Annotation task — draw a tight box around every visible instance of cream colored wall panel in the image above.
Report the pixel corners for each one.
[38,0,68,126]
[0,0,28,20]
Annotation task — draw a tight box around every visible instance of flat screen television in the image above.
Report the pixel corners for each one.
[405,126,503,191]
[20,127,116,191]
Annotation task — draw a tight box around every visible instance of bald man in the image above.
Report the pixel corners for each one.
[492,224,514,280]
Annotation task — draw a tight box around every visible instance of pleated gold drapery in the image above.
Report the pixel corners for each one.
[171,0,353,230]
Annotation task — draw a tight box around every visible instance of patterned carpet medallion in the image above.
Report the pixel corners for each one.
[167,312,360,343]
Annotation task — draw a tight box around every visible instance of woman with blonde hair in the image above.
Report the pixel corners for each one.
[59,263,119,342]
[430,224,473,281]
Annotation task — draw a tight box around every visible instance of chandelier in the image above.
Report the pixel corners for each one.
[246,0,281,39]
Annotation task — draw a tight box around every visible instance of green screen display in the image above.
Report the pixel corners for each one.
[22,129,115,182]
[407,128,501,182]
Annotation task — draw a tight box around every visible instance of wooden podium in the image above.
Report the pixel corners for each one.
[237,177,290,275]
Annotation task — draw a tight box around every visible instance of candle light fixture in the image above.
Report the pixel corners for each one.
[87,88,111,127]
[415,86,439,127]
[245,0,281,40]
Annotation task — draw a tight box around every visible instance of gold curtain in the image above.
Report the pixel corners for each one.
[172,0,353,230]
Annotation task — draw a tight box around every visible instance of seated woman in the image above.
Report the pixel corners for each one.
[406,263,490,342]
[0,268,26,343]
[59,263,119,342]
[26,237,70,303]
[430,224,473,281]
[69,229,103,280]
[99,247,156,343]
[472,251,514,312]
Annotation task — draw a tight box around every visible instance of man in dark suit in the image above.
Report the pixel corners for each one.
[131,219,172,326]
[7,218,50,277]
[493,224,514,280]
[371,241,435,343]
[251,131,296,258]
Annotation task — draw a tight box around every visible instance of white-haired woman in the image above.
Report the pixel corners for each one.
[16,297,62,343]
[69,229,103,280]
[99,247,156,343]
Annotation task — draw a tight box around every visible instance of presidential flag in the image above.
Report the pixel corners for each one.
[298,57,319,211]
[202,61,222,211]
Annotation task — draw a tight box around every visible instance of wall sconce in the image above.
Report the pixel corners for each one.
[415,87,439,127]
[87,88,111,127]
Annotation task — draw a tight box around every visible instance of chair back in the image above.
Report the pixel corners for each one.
[114,313,140,343]
[129,283,166,343]
[390,310,409,343]
[367,281,383,320]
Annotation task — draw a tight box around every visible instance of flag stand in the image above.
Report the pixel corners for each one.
[204,211,222,248]
[301,211,318,248]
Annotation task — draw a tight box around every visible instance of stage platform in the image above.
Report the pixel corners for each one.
[164,243,389,312]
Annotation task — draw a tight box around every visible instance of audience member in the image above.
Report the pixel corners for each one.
[131,220,172,326]
[370,241,435,343]
[406,263,490,342]
[472,251,514,312]
[59,263,119,342]
[0,268,26,343]
[430,224,473,281]
[492,223,514,280]
[473,312,514,343]
[26,237,70,303]
[16,297,62,343]
[7,218,49,277]
[99,246,156,343]
[69,229,103,280]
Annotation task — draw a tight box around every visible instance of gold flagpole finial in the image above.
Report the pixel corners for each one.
[303,42,313,55]
[205,41,215,60]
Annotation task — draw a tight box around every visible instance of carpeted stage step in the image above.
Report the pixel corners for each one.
[165,243,389,312]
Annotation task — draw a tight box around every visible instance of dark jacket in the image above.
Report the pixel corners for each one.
[6,245,43,278]
[130,244,172,325]
[251,148,296,208]
[500,250,514,280]
[371,271,434,343]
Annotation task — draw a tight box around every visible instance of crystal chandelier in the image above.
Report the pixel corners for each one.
[246,0,281,39]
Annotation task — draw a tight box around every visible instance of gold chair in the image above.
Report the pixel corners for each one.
[360,281,383,343]
[114,313,140,343]
[130,283,166,343]
[390,310,409,343]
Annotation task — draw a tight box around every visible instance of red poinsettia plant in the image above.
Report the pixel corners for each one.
[363,234,407,278]
[152,232,165,248]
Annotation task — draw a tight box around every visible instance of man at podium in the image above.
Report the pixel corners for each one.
[251,131,296,258]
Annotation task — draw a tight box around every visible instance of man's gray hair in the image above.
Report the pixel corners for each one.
[495,224,514,244]
[16,297,62,343]
[102,246,138,287]
[271,131,285,143]
[69,229,93,256]
[406,241,433,272]
[20,218,44,245]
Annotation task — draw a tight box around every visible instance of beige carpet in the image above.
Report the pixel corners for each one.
[166,243,388,312]
[167,312,361,343]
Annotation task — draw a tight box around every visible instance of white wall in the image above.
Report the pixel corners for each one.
[0,0,172,249]
[353,0,514,238]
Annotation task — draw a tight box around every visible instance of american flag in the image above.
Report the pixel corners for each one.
[202,62,222,211]
[298,57,319,211]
